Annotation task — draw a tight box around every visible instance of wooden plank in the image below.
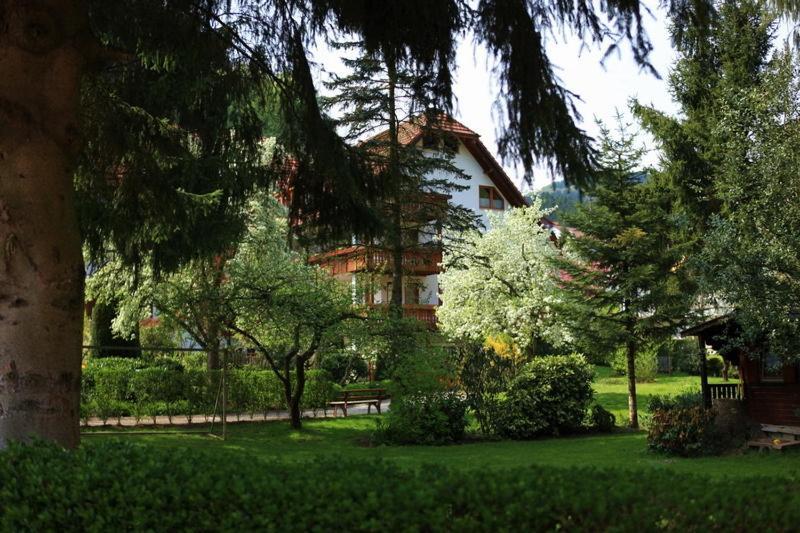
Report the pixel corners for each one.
[761,424,800,436]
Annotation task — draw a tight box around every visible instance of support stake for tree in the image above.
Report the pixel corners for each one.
[222,345,228,441]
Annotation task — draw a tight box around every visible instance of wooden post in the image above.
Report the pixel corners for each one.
[222,345,228,441]
[698,335,711,409]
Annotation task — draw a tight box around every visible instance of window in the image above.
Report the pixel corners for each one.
[762,351,784,382]
[479,186,505,210]
[442,134,459,153]
[422,133,438,149]
[404,282,420,305]
[421,133,458,153]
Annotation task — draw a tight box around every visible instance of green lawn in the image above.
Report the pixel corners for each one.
[592,365,725,422]
[86,367,799,480]
[85,415,800,479]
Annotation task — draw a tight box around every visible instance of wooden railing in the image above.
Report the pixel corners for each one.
[709,383,743,401]
[309,246,442,275]
[366,303,437,327]
[402,304,437,326]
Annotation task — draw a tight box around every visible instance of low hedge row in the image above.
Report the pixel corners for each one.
[81,363,335,422]
[2,440,798,531]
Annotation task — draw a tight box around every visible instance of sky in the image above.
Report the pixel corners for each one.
[311,0,680,193]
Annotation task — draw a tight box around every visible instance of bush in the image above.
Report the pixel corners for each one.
[375,344,467,445]
[455,342,516,436]
[496,354,594,439]
[706,354,725,377]
[610,346,658,382]
[81,363,334,423]
[6,441,800,531]
[586,403,616,432]
[319,350,369,384]
[375,392,467,445]
[658,338,699,374]
[647,392,720,457]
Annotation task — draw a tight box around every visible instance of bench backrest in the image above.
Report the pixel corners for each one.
[339,388,387,401]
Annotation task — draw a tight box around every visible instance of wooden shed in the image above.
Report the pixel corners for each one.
[682,315,800,426]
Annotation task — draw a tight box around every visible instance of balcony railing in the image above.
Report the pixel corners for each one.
[309,246,442,276]
[366,303,437,327]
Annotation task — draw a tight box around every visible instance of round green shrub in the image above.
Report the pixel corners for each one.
[496,354,594,439]
[375,392,467,445]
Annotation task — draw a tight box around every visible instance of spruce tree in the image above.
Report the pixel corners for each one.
[634,0,779,352]
[322,45,477,318]
[557,117,694,428]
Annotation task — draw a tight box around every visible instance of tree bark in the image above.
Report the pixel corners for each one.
[385,48,404,320]
[0,1,89,448]
[289,356,307,430]
[626,337,639,429]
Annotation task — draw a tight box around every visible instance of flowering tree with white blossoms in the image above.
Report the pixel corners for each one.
[437,200,568,356]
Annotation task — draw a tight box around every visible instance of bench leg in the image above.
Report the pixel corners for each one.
[376,401,381,415]
[367,403,371,414]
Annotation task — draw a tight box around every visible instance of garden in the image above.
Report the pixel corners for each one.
[8,0,800,529]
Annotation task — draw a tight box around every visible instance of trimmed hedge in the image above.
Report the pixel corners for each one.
[81,360,335,422]
[2,440,800,531]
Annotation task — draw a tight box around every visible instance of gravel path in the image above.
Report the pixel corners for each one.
[81,399,390,428]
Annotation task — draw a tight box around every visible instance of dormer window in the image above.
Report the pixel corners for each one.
[479,186,504,210]
[421,133,459,153]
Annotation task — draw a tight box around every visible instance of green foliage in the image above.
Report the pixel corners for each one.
[455,342,517,435]
[496,354,595,439]
[319,350,369,384]
[647,392,721,457]
[376,343,467,445]
[11,438,800,531]
[659,338,701,374]
[610,345,658,382]
[587,404,616,432]
[89,299,140,357]
[374,392,467,446]
[438,202,567,354]
[556,116,695,425]
[81,364,335,422]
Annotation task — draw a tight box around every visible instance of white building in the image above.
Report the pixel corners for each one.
[309,114,529,326]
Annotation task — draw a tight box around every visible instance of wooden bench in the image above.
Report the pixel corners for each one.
[747,424,800,451]
[329,389,388,417]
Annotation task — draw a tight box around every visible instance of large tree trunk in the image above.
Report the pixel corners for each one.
[385,49,404,320]
[626,338,639,429]
[0,1,89,448]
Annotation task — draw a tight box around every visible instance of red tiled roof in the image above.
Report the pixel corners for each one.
[367,113,526,208]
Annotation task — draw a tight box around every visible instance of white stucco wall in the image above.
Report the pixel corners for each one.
[428,140,512,229]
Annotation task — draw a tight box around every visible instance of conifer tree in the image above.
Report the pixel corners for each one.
[556,117,694,428]
[322,45,478,317]
[634,0,782,352]
[634,0,774,230]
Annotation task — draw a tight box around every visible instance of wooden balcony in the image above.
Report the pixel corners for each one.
[367,303,438,327]
[309,246,442,276]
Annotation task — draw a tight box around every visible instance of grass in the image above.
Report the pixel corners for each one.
[592,365,725,423]
[84,416,800,479]
[85,366,800,480]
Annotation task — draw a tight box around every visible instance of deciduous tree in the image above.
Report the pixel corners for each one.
[438,202,566,355]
